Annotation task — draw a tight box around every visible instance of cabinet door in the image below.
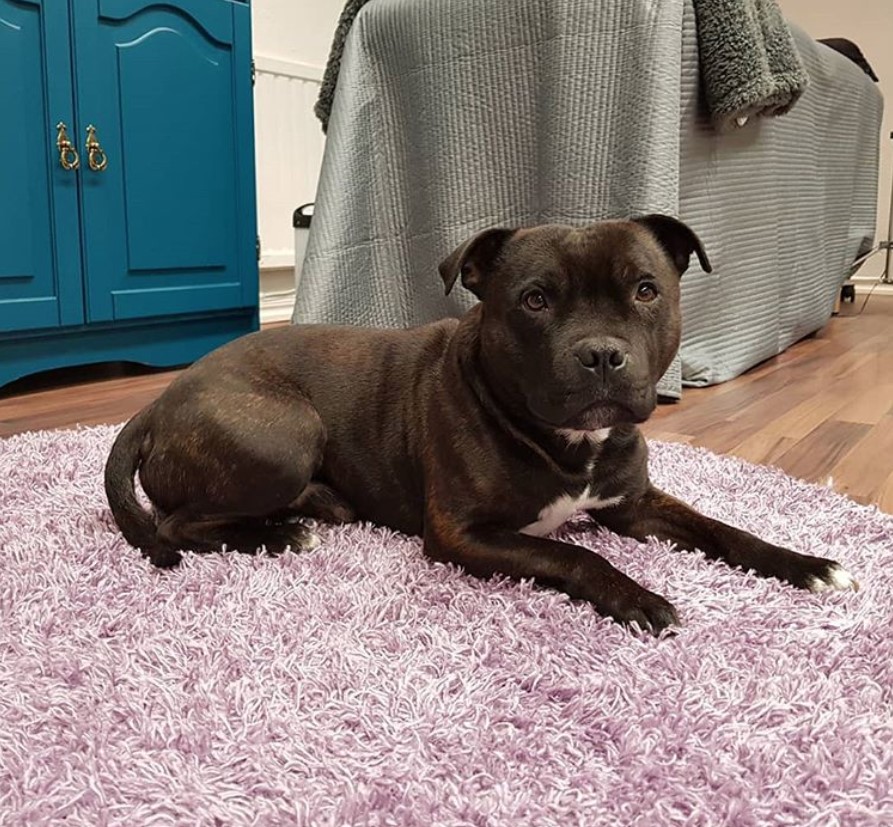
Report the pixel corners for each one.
[0,0,84,333]
[72,0,258,323]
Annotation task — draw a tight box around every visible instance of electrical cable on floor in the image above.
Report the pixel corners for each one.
[843,276,884,317]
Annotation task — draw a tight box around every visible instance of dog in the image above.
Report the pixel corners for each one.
[105,214,857,634]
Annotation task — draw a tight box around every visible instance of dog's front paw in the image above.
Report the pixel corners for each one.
[283,522,321,553]
[604,588,680,636]
[804,560,859,594]
[775,549,859,594]
[143,545,182,569]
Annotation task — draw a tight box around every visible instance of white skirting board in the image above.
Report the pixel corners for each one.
[260,291,297,324]
[259,268,297,324]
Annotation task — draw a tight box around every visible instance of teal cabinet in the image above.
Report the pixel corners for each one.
[0,0,83,333]
[0,0,258,388]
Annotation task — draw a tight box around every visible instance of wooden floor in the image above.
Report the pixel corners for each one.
[2,297,892,511]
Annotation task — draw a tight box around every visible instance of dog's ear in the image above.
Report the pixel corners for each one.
[632,214,712,276]
[438,228,515,297]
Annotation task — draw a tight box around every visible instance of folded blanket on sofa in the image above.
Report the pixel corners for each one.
[691,0,809,128]
[315,0,808,133]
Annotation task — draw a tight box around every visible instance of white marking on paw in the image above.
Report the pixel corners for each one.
[556,427,613,446]
[808,564,859,593]
[301,532,322,551]
[521,487,623,537]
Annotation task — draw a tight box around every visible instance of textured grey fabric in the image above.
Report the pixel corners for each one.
[692,0,808,129]
[676,7,883,386]
[294,0,882,397]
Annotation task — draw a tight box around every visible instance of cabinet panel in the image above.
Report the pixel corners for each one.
[73,0,258,322]
[0,0,83,333]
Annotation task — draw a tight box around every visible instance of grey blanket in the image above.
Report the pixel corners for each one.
[315,0,807,132]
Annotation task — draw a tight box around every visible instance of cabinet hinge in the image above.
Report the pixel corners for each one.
[251,59,256,86]
[256,235,261,262]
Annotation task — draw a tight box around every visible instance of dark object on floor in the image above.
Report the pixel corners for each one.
[819,38,880,81]
[105,215,856,636]
[841,283,856,303]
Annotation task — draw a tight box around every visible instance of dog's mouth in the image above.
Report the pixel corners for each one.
[527,396,649,432]
[561,401,643,431]
[525,383,657,433]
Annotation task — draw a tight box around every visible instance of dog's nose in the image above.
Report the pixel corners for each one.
[574,339,629,372]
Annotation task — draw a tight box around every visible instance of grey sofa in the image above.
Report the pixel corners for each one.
[293,0,883,397]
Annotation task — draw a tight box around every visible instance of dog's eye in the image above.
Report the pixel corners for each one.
[636,281,659,303]
[522,290,548,312]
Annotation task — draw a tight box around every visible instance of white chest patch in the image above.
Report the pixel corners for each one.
[520,487,624,537]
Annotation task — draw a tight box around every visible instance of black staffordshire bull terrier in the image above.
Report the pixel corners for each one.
[105,215,857,634]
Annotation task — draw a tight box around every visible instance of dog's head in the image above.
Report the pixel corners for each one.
[439,215,711,432]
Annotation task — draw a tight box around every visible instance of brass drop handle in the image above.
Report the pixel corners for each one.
[55,122,80,171]
[85,124,108,172]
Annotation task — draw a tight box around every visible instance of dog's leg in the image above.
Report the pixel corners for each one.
[139,395,327,568]
[592,486,858,593]
[138,540,184,570]
[424,520,679,634]
[156,511,320,559]
[279,482,356,524]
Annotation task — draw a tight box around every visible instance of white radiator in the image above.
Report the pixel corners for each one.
[253,56,325,271]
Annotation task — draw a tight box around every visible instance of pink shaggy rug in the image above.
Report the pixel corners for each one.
[1,425,891,826]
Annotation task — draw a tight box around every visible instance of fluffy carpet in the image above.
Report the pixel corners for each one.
[1,426,891,826]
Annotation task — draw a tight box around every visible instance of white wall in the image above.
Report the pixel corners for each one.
[250,0,339,321]
[779,0,892,278]
[252,0,342,67]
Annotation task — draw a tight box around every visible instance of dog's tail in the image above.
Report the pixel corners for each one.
[104,407,181,568]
